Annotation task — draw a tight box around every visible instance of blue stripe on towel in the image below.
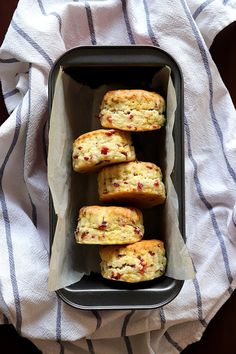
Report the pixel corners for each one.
[190,262,207,327]
[0,58,19,63]
[184,115,233,286]
[11,20,53,67]
[192,278,207,327]
[56,297,64,354]
[92,310,102,330]
[122,310,135,354]
[37,0,62,33]
[164,331,183,352]
[180,0,236,183]
[143,0,159,46]
[161,305,184,351]
[120,0,135,44]
[24,63,37,227]
[3,89,19,99]
[86,339,96,354]
[159,307,166,329]
[193,0,215,20]
[85,1,97,45]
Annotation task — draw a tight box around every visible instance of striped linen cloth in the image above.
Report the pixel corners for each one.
[0,0,236,353]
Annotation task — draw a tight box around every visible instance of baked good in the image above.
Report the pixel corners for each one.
[99,89,165,131]
[99,239,167,282]
[75,205,144,244]
[98,161,166,208]
[72,129,136,173]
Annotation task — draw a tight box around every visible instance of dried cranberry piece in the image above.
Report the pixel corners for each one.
[111,272,121,280]
[81,232,89,239]
[113,183,120,187]
[137,182,143,190]
[139,267,146,275]
[84,156,89,161]
[149,251,155,256]
[105,130,115,136]
[139,259,147,274]
[129,114,133,119]
[73,155,78,160]
[101,147,109,155]
[99,221,107,230]
[154,180,159,187]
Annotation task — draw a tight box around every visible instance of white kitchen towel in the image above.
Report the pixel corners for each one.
[0,1,236,354]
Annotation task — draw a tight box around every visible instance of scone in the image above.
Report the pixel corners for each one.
[100,239,167,282]
[75,205,144,244]
[99,89,165,131]
[98,161,166,208]
[72,129,136,173]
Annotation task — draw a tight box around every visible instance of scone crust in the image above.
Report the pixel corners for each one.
[98,161,166,208]
[75,205,144,244]
[72,129,135,173]
[99,89,165,132]
[100,239,167,282]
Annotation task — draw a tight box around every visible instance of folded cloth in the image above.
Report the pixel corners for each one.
[0,1,236,353]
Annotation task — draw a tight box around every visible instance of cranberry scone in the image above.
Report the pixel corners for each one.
[72,129,135,173]
[99,89,165,132]
[99,239,167,282]
[75,205,144,244]
[98,161,166,208]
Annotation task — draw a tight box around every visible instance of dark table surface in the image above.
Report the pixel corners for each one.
[0,2,236,353]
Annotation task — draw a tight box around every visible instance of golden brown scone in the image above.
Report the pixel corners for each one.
[72,129,136,173]
[99,89,165,131]
[100,239,167,282]
[98,161,166,208]
[75,205,144,244]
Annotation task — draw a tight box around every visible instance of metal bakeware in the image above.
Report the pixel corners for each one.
[48,45,184,310]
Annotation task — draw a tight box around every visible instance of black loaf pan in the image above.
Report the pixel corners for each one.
[48,46,185,310]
